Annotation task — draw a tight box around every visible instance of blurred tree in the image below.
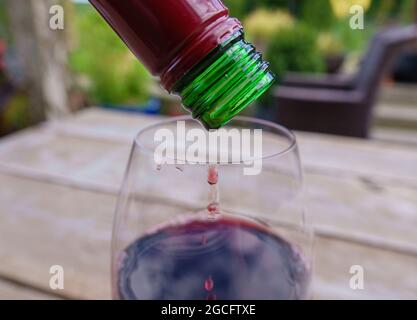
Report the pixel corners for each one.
[255,0,289,9]
[222,0,248,19]
[244,9,294,49]
[367,0,385,18]
[366,0,404,21]
[330,0,371,18]
[257,23,324,107]
[0,0,11,42]
[331,16,375,53]
[398,0,417,23]
[70,8,150,105]
[242,0,289,13]
[300,0,335,30]
[266,23,325,81]
[317,32,345,56]
[223,0,290,18]
[5,0,71,124]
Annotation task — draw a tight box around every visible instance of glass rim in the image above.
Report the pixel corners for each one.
[134,115,297,164]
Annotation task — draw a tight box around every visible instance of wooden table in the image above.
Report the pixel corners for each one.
[0,108,416,300]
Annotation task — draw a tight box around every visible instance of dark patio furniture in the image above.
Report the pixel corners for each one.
[393,52,417,83]
[274,25,417,138]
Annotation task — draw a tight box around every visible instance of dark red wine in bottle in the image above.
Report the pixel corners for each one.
[117,217,310,300]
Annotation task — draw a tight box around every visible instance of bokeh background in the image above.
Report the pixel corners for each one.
[0,0,416,300]
[0,0,416,140]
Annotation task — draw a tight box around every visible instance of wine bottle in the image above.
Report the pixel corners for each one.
[89,0,275,129]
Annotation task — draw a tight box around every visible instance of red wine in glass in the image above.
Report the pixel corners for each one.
[116,167,310,300]
[117,217,309,300]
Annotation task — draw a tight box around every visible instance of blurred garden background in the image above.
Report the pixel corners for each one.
[0,0,416,141]
[0,1,417,300]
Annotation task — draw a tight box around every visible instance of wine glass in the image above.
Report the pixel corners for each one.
[112,116,312,300]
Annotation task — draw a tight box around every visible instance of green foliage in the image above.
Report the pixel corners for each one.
[1,92,30,134]
[300,0,335,30]
[398,0,416,23]
[366,0,381,19]
[244,9,294,45]
[223,0,289,19]
[317,32,345,55]
[366,0,413,22]
[0,0,11,42]
[245,0,289,11]
[367,0,393,18]
[266,23,325,82]
[222,0,249,19]
[330,17,375,53]
[70,6,150,105]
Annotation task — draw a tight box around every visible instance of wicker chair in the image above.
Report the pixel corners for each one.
[274,25,417,138]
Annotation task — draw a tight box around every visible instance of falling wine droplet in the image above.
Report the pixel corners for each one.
[207,165,220,219]
[204,167,218,300]
[156,164,162,171]
[207,202,220,218]
[208,165,218,185]
[204,276,214,292]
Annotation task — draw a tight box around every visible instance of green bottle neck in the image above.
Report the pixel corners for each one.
[172,31,275,129]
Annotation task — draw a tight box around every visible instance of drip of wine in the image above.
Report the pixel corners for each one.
[204,276,214,291]
[204,165,219,299]
[204,275,215,300]
[207,165,220,218]
[207,165,218,185]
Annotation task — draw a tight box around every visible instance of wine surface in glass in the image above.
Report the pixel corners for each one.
[117,217,309,300]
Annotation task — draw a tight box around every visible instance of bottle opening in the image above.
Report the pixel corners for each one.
[173,31,275,129]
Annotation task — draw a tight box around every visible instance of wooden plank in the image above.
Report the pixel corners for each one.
[0,173,190,300]
[371,127,417,147]
[379,84,417,106]
[48,108,161,142]
[46,108,417,188]
[1,108,416,299]
[375,103,417,125]
[0,173,113,299]
[313,236,417,300]
[296,133,417,189]
[305,172,417,256]
[0,125,130,190]
[0,278,60,300]
[0,173,416,299]
[0,122,416,255]
[374,104,417,131]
